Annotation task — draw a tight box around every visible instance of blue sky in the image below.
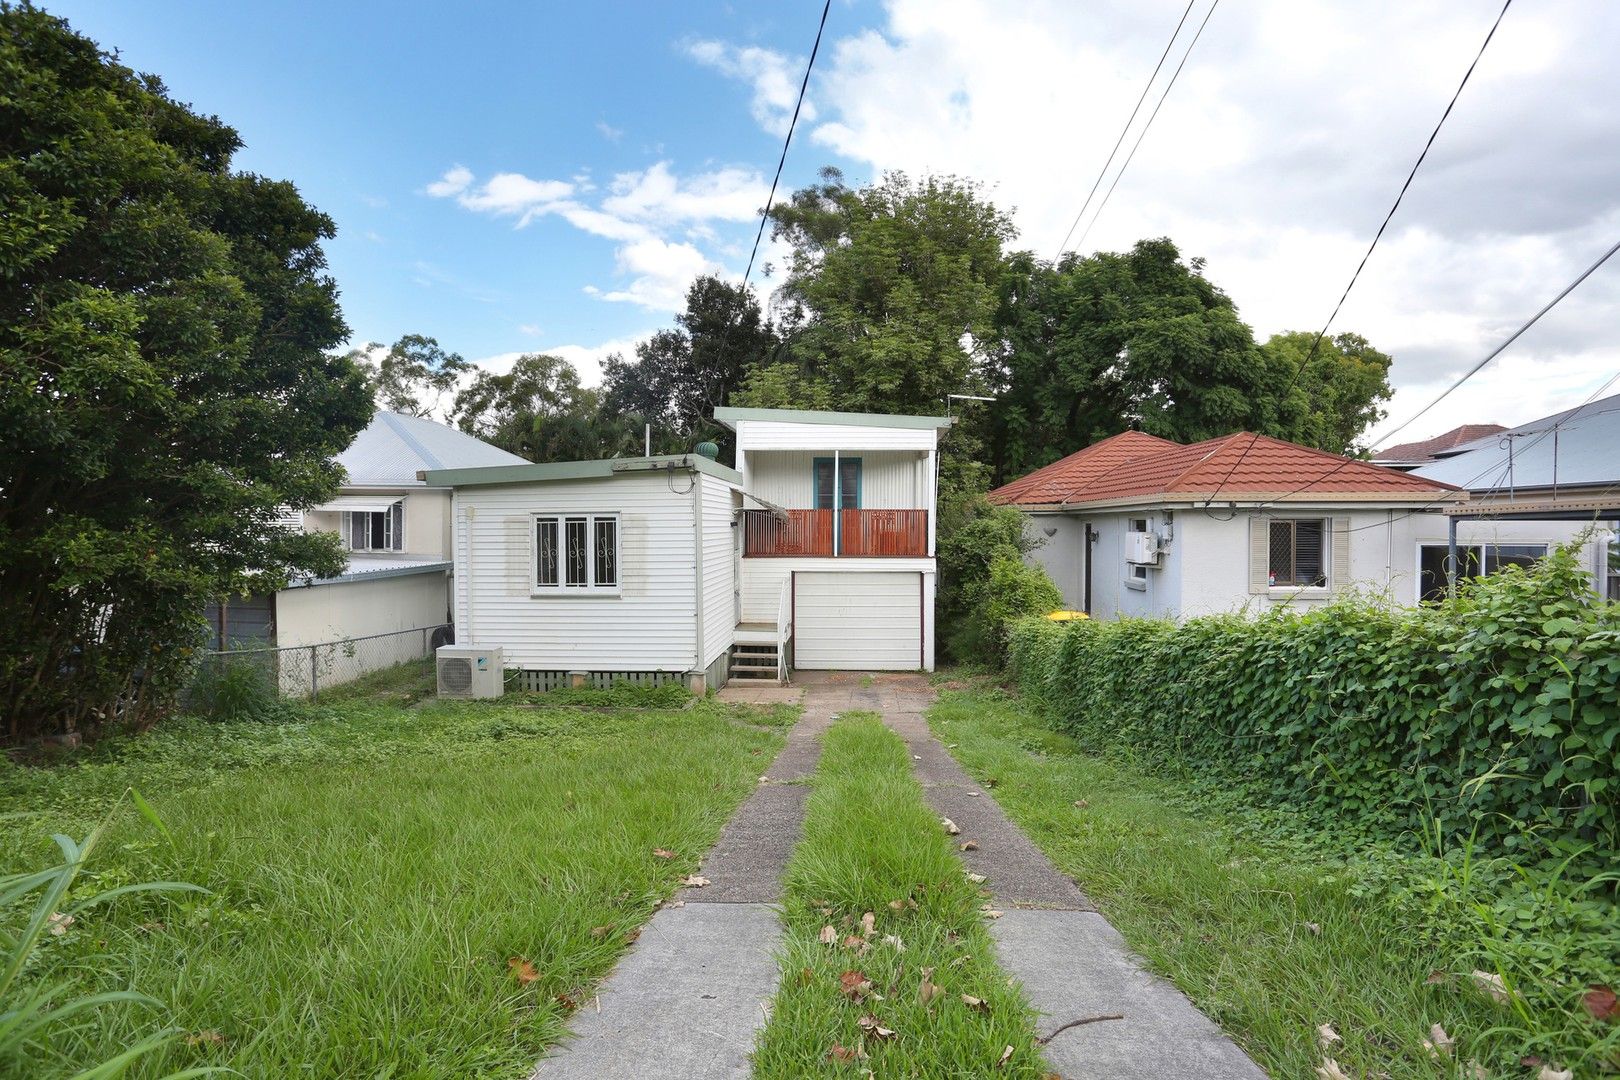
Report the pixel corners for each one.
[41,1,1620,441]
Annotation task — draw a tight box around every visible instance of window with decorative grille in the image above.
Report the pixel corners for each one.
[1268,518,1326,587]
[533,513,619,593]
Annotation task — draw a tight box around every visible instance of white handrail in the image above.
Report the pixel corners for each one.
[775,578,791,684]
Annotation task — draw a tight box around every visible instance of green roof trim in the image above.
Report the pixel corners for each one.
[712,406,954,430]
[421,454,743,489]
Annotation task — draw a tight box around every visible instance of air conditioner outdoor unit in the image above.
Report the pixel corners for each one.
[1126,531,1162,566]
[436,645,504,699]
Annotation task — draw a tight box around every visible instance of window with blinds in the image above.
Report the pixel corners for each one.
[533,513,619,593]
[1268,518,1327,587]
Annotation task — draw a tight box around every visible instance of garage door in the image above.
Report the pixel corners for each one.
[794,571,922,670]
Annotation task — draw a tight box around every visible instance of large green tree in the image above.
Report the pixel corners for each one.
[0,5,371,737]
[1259,330,1393,454]
[738,168,1015,418]
[602,275,776,456]
[359,333,472,417]
[454,353,642,462]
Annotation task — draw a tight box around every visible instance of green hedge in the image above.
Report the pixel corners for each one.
[1006,545,1620,866]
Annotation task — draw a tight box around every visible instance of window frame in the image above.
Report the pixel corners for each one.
[342,501,404,553]
[812,456,862,510]
[1267,517,1329,591]
[531,512,621,596]
[1415,540,1549,603]
[1124,517,1150,589]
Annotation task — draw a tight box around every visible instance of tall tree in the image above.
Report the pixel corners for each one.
[454,353,641,462]
[601,275,775,455]
[0,5,371,737]
[1259,330,1393,454]
[361,333,471,417]
[741,168,1015,418]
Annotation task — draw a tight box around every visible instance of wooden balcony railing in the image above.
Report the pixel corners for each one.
[742,509,928,557]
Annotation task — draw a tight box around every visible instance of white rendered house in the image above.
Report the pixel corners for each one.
[422,407,950,690]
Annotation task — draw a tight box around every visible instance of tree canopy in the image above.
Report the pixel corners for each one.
[361,333,472,417]
[0,5,371,737]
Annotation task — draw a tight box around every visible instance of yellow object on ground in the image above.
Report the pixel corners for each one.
[1045,610,1089,622]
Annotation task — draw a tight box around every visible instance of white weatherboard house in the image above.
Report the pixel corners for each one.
[422,407,949,690]
[991,430,1598,620]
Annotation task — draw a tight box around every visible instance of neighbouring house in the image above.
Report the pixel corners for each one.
[1408,392,1620,599]
[1371,423,1507,470]
[422,406,949,690]
[990,430,1599,620]
[204,411,527,687]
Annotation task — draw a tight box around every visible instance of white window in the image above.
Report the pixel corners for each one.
[534,513,619,594]
[1125,517,1149,585]
[1268,518,1327,588]
[1417,543,1547,602]
[344,501,403,552]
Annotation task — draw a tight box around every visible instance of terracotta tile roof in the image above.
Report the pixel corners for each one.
[1376,423,1506,464]
[990,431,1462,508]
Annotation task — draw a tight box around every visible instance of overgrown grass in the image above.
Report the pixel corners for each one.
[752,713,1049,1078]
[0,667,788,1078]
[929,681,1617,1079]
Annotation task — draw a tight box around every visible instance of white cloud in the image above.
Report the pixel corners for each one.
[694,0,1620,440]
[470,332,654,387]
[425,165,474,198]
[596,120,624,143]
[598,238,723,311]
[603,160,765,225]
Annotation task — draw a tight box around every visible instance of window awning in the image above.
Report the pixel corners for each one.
[313,496,401,513]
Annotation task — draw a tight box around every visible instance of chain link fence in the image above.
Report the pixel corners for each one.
[191,624,451,704]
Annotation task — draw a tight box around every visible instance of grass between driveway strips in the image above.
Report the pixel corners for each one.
[752,712,1052,1078]
[0,667,792,1079]
[928,681,1613,1080]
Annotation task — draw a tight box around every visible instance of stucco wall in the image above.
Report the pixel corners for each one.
[1024,513,1087,610]
[301,488,453,559]
[274,569,449,691]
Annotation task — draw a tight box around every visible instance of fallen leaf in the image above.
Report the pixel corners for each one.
[1072,799,1089,809]
[1422,1021,1455,1059]
[981,906,1004,919]
[860,911,876,938]
[589,925,610,939]
[996,1044,1014,1068]
[1538,1067,1572,1080]
[961,993,992,1014]
[681,875,711,888]
[1465,1061,1489,1079]
[507,957,539,985]
[556,989,582,1012]
[1470,969,1514,1005]
[966,872,987,885]
[46,912,73,936]
[185,1031,226,1048]
[1304,922,1322,936]
[942,817,961,835]
[1520,1056,1544,1068]
[1314,1060,1349,1080]
[882,934,906,952]
[1425,969,1449,985]
[624,926,641,943]
[960,840,979,851]
[858,1013,896,1040]
[839,970,873,1000]
[828,1043,866,1063]
[1583,985,1617,1022]
[842,934,869,953]
[819,925,838,945]
[967,791,980,798]
[1317,1023,1341,1049]
[919,968,943,1005]
[946,742,959,748]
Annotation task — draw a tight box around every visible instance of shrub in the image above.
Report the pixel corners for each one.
[936,495,1048,661]
[949,548,1062,663]
[1006,544,1620,869]
[183,654,291,723]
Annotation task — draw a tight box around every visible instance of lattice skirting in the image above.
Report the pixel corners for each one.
[505,669,688,692]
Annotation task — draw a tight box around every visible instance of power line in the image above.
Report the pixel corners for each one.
[1201,0,1514,507]
[1070,0,1222,255]
[742,0,832,290]
[1235,233,1620,514]
[1051,0,1197,261]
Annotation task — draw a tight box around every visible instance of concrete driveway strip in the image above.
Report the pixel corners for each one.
[871,675,1265,1080]
[530,684,835,1080]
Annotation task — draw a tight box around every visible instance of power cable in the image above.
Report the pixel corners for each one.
[1201,0,1514,507]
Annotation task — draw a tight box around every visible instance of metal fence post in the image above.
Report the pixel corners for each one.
[310,644,318,700]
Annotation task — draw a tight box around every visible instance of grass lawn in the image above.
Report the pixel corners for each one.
[752,712,1052,1078]
[1,664,792,1078]
[929,680,1617,1079]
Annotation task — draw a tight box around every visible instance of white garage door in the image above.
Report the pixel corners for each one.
[794,571,922,670]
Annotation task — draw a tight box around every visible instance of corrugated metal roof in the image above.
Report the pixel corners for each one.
[337,411,528,487]
[290,555,451,588]
[991,431,1460,509]
[1413,392,1620,491]
[713,406,954,430]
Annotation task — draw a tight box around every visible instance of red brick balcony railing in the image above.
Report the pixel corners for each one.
[742,509,927,557]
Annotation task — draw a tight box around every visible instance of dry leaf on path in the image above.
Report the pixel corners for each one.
[680,875,710,888]
[960,840,978,851]
[980,905,1004,919]
[941,818,961,835]
[967,791,980,797]
[966,871,987,884]
[1316,1023,1341,1049]
[507,957,540,985]
[819,925,838,945]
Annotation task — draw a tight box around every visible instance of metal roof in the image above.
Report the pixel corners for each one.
[337,411,528,487]
[289,556,451,588]
[421,453,743,489]
[713,406,954,431]
[1412,392,1620,492]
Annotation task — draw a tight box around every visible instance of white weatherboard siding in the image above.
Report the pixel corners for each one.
[699,475,737,669]
[740,557,934,624]
[733,419,936,452]
[794,571,925,670]
[453,473,705,672]
[744,450,925,510]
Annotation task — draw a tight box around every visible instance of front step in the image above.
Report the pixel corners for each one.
[729,640,785,685]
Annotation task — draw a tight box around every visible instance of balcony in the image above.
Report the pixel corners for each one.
[743,509,928,557]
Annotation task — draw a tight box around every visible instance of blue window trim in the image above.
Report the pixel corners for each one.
[812,456,862,509]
